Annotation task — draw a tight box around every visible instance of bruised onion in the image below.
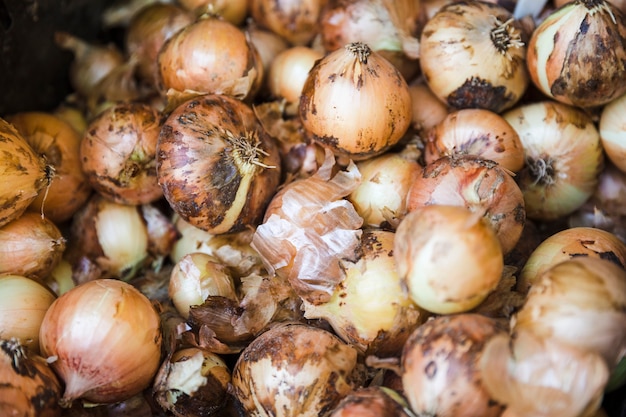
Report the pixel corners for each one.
[231,322,361,417]
[80,102,163,205]
[299,42,412,159]
[157,94,281,234]
[39,279,162,406]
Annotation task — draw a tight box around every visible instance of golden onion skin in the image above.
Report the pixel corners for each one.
[157,94,281,234]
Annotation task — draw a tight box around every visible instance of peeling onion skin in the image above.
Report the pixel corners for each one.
[527,0,626,108]
[80,102,163,205]
[401,314,506,417]
[157,94,282,234]
[407,154,526,255]
[231,323,360,417]
[419,1,529,113]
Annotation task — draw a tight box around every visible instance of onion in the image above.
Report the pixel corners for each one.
[329,386,413,417]
[157,94,281,234]
[231,322,362,417]
[157,15,263,101]
[394,205,504,314]
[0,118,50,228]
[526,0,626,108]
[39,278,162,406]
[599,91,626,174]
[246,25,290,93]
[401,314,506,417]
[0,275,56,352]
[419,1,529,112]
[408,79,450,136]
[6,111,92,223]
[0,212,66,281]
[80,102,163,205]
[407,155,526,255]
[177,0,249,25]
[512,257,626,369]
[0,338,62,417]
[249,0,327,46]
[503,100,604,221]
[423,108,525,173]
[302,230,428,356]
[299,42,412,160]
[517,226,626,293]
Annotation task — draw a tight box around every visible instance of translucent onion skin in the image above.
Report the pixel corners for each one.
[157,94,282,234]
[401,314,506,417]
[39,279,163,406]
[526,0,626,108]
[299,42,412,160]
[231,322,360,417]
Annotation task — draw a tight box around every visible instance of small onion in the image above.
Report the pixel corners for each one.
[0,275,56,352]
[401,313,506,417]
[329,386,413,417]
[299,42,412,159]
[526,0,626,108]
[80,102,163,205]
[246,25,290,90]
[249,0,327,46]
[503,100,604,221]
[0,338,62,417]
[517,226,626,293]
[599,91,626,174]
[423,108,525,173]
[407,79,450,136]
[394,205,504,314]
[231,322,361,417]
[39,278,162,406]
[157,94,281,234]
[419,1,529,112]
[0,118,50,228]
[0,212,66,281]
[407,155,526,255]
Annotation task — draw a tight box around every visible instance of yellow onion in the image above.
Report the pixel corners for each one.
[512,257,626,369]
[347,152,421,229]
[302,230,428,357]
[599,91,626,174]
[408,79,450,136]
[246,25,290,93]
[157,94,281,234]
[329,386,413,417]
[249,0,327,46]
[394,205,504,314]
[0,338,62,417]
[419,1,528,112]
[7,112,92,223]
[401,313,506,417]
[231,322,361,417]
[299,42,412,160]
[39,278,162,406]
[517,226,626,293]
[526,0,626,108]
[178,0,248,24]
[80,102,163,205]
[0,118,50,228]
[0,212,66,281]
[480,329,609,417]
[0,275,56,352]
[407,155,526,255]
[424,108,525,173]
[503,100,604,221]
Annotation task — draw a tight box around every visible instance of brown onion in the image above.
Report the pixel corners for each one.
[299,42,412,159]
[329,386,413,417]
[39,278,162,406]
[246,25,290,92]
[177,0,248,24]
[407,155,526,255]
[249,0,327,46]
[408,79,449,136]
[599,90,626,174]
[157,94,281,234]
[80,102,163,205]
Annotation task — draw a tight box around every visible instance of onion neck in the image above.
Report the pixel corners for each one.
[490,16,524,60]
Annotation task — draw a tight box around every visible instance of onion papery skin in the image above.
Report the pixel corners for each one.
[419,1,528,112]
[39,279,163,406]
[526,0,626,108]
[7,112,92,223]
[0,118,50,228]
[503,100,604,221]
[394,205,504,314]
[407,155,526,255]
[249,0,327,46]
[401,314,506,417]
[518,226,626,293]
[302,230,428,357]
[423,108,525,173]
[80,102,163,205]
[157,94,281,234]
[299,42,412,160]
[231,322,360,417]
